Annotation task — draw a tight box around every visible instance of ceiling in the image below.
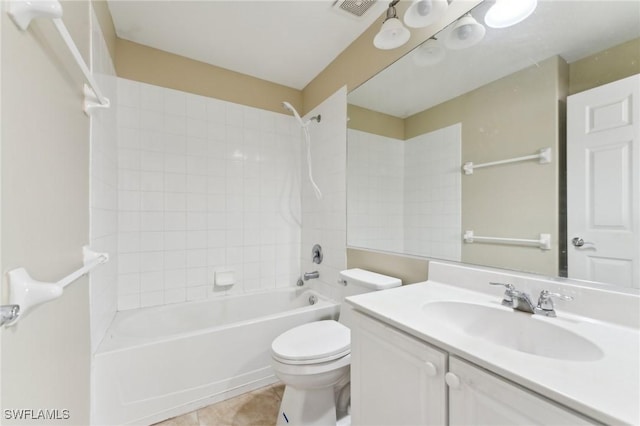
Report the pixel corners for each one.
[107,0,388,90]
[349,0,640,118]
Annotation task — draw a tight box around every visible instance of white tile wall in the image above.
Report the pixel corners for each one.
[116,78,302,309]
[346,123,461,262]
[404,123,461,260]
[347,129,404,252]
[301,87,348,301]
[89,9,118,353]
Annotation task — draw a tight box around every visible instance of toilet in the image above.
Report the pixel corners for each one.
[271,268,402,426]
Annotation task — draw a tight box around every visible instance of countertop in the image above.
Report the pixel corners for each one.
[346,281,640,425]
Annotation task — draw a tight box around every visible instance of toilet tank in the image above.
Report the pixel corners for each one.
[337,268,401,328]
[339,268,402,297]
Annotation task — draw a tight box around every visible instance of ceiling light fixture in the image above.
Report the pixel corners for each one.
[443,14,486,50]
[485,0,537,28]
[412,38,446,66]
[404,0,449,29]
[373,0,411,50]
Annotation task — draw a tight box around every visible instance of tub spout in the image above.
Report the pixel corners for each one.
[303,271,319,281]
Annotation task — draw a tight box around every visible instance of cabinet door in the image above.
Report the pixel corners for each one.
[447,357,596,425]
[351,311,447,426]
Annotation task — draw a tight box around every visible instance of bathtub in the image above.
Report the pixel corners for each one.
[92,288,339,425]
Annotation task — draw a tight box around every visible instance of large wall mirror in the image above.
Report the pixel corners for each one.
[347,0,640,289]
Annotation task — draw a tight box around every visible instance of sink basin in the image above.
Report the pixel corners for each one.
[422,301,604,361]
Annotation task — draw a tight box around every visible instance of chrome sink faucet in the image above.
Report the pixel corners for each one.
[490,282,536,313]
[534,290,573,317]
[490,283,573,316]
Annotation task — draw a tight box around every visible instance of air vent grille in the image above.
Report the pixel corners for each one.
[335,0,378,17]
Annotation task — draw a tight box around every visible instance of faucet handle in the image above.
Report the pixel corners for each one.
[536,290,573,316]
[489,282,515,306]
[489,282,515,291]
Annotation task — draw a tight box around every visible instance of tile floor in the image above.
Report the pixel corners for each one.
[154,383,284,426]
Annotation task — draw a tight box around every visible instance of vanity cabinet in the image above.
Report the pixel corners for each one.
[351,310,447,425]
[447,357,594,425]
[351,311,596,426]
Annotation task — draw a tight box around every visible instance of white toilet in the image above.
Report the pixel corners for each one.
[271,268,402,426]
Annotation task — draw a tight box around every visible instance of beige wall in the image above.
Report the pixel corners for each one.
[347,104,404,140]
[459,56,567,276]
[1,1,92,424]
[347,248,428,285]
[115,38,303,115]
[569,37,640,95]
[92,0,116,61]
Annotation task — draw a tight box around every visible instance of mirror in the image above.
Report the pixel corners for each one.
[347,0,640,288]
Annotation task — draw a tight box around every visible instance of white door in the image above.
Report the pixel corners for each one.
[567,74,640,288]
[447,357,595,425]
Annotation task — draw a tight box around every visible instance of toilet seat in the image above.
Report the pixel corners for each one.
[272,320,350,365]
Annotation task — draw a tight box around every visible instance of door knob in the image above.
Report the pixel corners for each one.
[572,237,595,248]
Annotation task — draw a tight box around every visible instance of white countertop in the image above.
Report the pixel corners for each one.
[346,280,640,425]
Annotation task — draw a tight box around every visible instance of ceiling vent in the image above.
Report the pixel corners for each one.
[333,0,378,18]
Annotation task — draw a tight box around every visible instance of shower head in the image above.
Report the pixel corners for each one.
[282,101,322,127]
[282,101,306,127]
[282,101,296,114]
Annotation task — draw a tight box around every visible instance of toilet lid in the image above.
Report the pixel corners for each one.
[272,320,350,363]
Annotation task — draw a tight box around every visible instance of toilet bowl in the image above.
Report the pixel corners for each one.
[271,269,401,426]
[272,320,351,426]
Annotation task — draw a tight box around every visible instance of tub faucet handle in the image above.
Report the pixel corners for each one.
[311,244,323,264]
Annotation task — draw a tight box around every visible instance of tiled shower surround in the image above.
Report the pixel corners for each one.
[347,123,461,261]
[347,130,404,252]
[116,78,303,310]
[89,9,118,352]
[299,87,348,301]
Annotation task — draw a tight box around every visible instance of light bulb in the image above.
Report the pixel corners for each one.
[374,15,411,50]
[404,0,448,29]
[416,0,432,16]
[443,14,486,50]
[456,24,472,40]
[485,0,537,28]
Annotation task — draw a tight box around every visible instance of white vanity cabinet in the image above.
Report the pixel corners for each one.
[447,357,595,425]
[351,311,596,426]
[351,311,447,426]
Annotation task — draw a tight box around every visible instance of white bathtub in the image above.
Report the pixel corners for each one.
[92,288,339,425]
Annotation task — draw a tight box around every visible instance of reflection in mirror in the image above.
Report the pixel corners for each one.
[347,0,640,288]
